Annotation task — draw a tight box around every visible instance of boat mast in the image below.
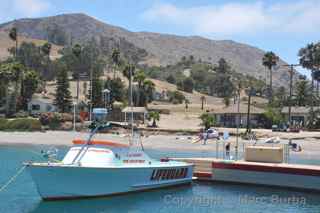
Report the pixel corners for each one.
[129,63,134,146]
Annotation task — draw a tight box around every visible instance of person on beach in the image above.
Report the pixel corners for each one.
[225,142,230,159]
[202,131,208,145]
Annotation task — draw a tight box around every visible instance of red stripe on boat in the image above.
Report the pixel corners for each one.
[194,172,212,178]
[212,162,320,177]
[73,139,129,148]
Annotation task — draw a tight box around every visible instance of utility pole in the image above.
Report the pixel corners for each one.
[246,87,255,133]
[283,64,300,126]
[235,83,241,160]
[89,66,93,122]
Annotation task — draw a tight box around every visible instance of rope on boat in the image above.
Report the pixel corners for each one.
[0,165,26,193]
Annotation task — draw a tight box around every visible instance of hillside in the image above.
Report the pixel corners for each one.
[0,13,299,87]
[0,30,61,60]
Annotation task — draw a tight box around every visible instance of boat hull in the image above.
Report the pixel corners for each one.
[27,164,193,200]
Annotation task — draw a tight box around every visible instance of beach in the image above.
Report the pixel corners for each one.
[0,130,320,160]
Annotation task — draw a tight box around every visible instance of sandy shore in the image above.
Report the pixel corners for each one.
[0,131,320,161]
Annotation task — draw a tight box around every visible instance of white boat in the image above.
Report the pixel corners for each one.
[26,125,193,200]
[25,67,193,200]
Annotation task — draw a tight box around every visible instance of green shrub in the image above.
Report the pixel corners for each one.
[168,90,185,104]
[4,118,41,131]
[48,113,62,130]
[0,118,8,130]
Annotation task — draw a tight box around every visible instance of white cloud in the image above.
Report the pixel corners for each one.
[0,0,51,22]
[142,1,320,37]
[13,0,51,17]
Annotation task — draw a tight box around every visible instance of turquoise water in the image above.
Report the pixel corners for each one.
[1,145,320,213]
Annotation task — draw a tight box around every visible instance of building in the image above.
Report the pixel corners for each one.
[281,106,319,126]
[28,96,56,115]
[210,104,266,128]
[122,107,148,124]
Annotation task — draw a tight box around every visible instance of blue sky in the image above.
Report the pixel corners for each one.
[1,0,320,76]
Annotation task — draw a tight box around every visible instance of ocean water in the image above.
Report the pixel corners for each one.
[0,145,320,213]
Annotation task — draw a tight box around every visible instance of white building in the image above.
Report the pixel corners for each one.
[28,97,56,115]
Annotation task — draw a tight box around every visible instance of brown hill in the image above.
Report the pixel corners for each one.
[0,13,300,87]
[0,30,61,60]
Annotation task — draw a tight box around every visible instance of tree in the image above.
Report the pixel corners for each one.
[105,77,125,103]
[9,27,18,58]
[134,70,146,88]
[168,90,185,104]
[111,48,120,79]
[72,44,82,102]
[299,43,320,116]
[208,58,234,97]
[262,51,279,103]
[0,62,15,115]
[166,74,176,84]
[6,62,23,114]
[263,107,284,128]
[0,62,37,115]
[200,113,216,130]
[148,111,160,127]
[294,79,310,106]
[13,42,45,75]
[54,65,72,113]
[41,42,52,81]
[273,86,287,107]
[92,75,103,108]
[142,79,155,106]
[21,69,39,110]
[122,63,135,106]
[182,77,194,93]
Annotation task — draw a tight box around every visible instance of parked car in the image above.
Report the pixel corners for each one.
[287,126,301,133]
[272,124,288,132]
[199,128,220,139]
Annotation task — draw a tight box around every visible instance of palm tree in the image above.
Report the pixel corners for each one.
[9,27,18,58]
[133,70,146,106]
[262,51,279,103]
[72,44,82,102]
[148,111,160,127]
[111,48,120,79]
[200,95,206,110]
[134,70,146,88]
[299,43,315,88]
[0,63,14,115]
[0,62,23,115]
[41,42,51,87]
[142,79,155,105]
[122,63,135,106]
[299,42,320,124]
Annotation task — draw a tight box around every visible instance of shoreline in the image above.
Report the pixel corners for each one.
[0,130,320,158]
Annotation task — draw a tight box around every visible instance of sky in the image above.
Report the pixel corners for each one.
[1,0,320,76]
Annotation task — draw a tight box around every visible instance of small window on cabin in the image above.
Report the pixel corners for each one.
[32,104,40,110]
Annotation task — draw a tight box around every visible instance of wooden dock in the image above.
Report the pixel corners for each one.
[170,157,320,191]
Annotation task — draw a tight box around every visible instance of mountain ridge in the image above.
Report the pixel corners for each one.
[0,13,300,87]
